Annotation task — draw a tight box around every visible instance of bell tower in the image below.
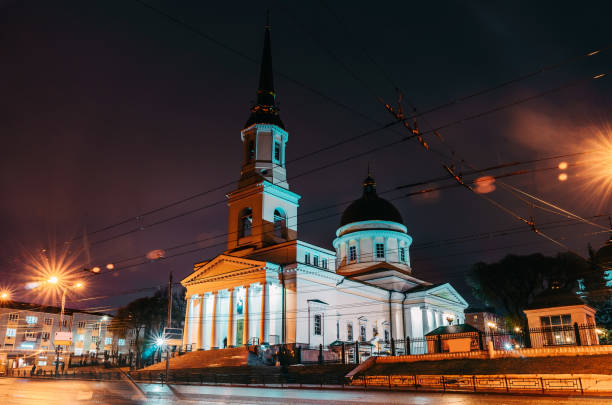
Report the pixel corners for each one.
[226,18,300,253]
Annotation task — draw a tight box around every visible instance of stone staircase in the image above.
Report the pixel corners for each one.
[142,346,263,371]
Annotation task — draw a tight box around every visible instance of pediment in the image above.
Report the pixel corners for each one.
[181,254,267,285]
[426,283,469,307]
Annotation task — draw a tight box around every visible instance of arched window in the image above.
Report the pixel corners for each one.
[273,208,287,238]
[239,208,252,238]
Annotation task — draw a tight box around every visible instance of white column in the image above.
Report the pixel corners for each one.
[260,283,268,344]
[243,286,250,345]
[421,306,430,335]
[227,288,234,347]
[210,292,217,348]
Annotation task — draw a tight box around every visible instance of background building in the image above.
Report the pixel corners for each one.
[0,301,129,370]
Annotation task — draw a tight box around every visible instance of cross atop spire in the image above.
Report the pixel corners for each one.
[244,13,284,129]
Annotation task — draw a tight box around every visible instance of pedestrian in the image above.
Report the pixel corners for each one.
[30,364,36,376]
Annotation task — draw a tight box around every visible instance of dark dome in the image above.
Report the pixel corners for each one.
[339,176,404,227]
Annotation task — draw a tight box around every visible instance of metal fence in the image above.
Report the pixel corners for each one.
[351,374,587,395]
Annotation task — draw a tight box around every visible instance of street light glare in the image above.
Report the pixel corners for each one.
[48,276,59,284]
[155,337,166,347]
[75,282,84,289]
[0,292,9,300]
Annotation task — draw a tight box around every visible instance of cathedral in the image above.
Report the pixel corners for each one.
[180,22,468,354]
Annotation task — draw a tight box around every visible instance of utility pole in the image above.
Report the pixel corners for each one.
[167,271,173,328]
[165,271,173,382]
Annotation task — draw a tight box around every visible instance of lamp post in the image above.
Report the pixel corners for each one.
[45,277,84,376]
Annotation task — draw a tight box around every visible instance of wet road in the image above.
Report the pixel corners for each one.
[0,378,611,404]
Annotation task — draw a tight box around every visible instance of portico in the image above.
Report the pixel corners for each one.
[182,255,281,349]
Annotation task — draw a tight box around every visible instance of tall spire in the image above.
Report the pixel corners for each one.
[244,13,284,129]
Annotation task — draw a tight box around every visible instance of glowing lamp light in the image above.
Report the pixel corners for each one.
[504,343,512,350]
[487,322,497,329]
[155,337,166,347]
[514,327,521,333]
[558,173,568,181]
[558,161,568,170]
[48,276,59,284]
[75,282,84,289]
[92,266,101,274]
[596,329,603,335]
[106,263,115,270]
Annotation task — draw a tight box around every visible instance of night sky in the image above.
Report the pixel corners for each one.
[1,1,611,313]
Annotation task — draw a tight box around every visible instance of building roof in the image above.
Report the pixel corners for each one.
[464,306,498,314]
[0,301,111,317]
[526,285,586,310]
[339,176,404,227]
[425,323,480,336]
[244,19,284,129]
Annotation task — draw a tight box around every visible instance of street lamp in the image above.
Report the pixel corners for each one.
[37,276,84,376]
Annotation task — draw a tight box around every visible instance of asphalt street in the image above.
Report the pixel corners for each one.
[0,378,611,404]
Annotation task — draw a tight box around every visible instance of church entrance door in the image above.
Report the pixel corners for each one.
[236,319,244,346]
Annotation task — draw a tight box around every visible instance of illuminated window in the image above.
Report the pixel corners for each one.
[8,313,18,321]
[376,243,385,259]
[118,339,126,346]
[321,258,328,269]
[105,337,112,345]
[239,208,252,238]
[6,328,16,337]
[314,314,322,336]
[399,247,406,262]
[45,318,53,326]
[274,141,281,163]
[304,252,310,264]
[349,246,357,262]
[26,316,38,324]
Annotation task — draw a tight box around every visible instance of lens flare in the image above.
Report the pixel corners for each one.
[574,126,612,210]
[558,173,568,181]
[558,161,568,170]
[21,240,85,306]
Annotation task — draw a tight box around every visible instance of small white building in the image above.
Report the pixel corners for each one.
[180,23,468,356]
[523,284,598,347]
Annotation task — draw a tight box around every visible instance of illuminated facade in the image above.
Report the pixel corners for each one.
[181,22,468,354]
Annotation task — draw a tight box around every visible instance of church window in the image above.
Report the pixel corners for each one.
[349,246,357,262]
[347,323,353,341]
[400,247,406,262]
[273,209,287,238]
[321,258,328,269]
[376,243,385,259]
[304,252,310,264]
[248,141,255,162]
[313,255,319,267]
[360,325,366,341]
[274,141,281,163]
[239,208,252,238]
[314,314,322,335]
[384,329,390,343]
